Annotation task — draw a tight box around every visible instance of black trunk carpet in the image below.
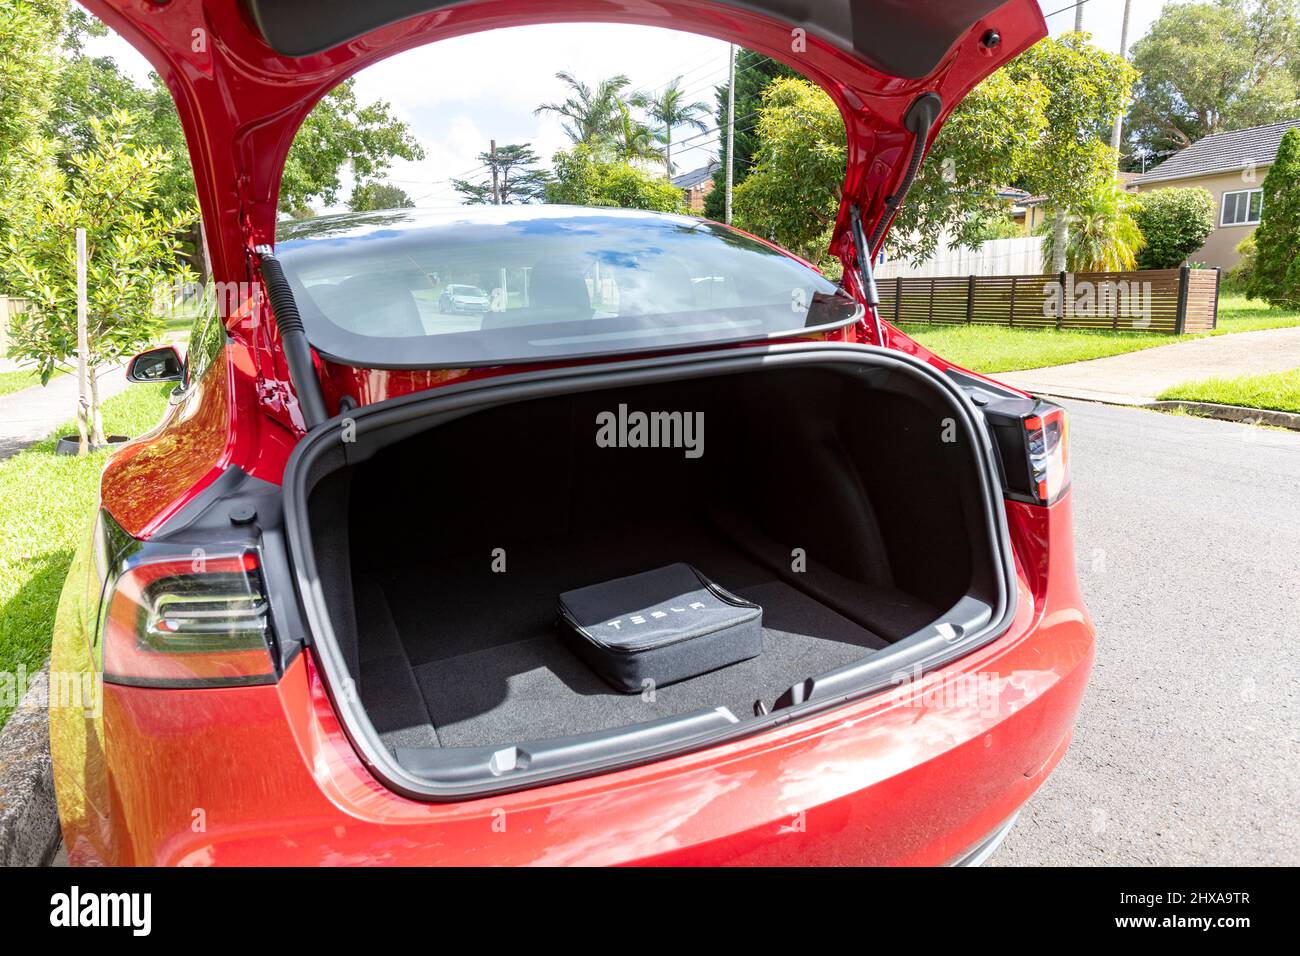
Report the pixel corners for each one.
[355,524,928,751]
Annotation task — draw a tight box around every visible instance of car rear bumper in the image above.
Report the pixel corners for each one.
[52,495,1092,867]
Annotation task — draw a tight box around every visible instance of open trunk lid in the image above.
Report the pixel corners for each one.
[80,0,1047,289]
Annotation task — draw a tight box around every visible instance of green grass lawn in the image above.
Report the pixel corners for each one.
[1158,368,1300,414]
[900,294,1300,374]
[0,382,172,729]
[0,367,67,399]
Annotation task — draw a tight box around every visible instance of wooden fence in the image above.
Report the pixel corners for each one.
[0,295,31,353]
[877,266,1220,335]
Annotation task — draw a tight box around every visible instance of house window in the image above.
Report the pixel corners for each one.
[1221,188,1263,226]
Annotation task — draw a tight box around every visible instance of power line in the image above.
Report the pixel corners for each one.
[1041,0,1091,20]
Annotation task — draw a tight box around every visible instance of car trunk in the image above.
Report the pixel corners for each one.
[294,352,1013,787]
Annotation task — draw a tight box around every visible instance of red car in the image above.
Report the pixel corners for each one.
[51,0,1092,866]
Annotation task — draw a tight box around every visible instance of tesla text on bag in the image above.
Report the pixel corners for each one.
[595,404,704,459]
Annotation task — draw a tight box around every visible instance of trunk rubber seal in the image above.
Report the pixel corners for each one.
[281,342,1019,801]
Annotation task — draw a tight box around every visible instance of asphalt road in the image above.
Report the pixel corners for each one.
[994,400,1300,865]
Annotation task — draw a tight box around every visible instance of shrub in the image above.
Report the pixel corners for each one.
[544,143,683,212]
[1224,234,1256,294]
[1132,186,1215,269]
[1247,127,1300,308]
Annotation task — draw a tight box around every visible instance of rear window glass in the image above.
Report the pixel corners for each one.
[275,207,860,368]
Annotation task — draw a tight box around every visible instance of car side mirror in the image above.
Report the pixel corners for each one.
[126,345,185,383]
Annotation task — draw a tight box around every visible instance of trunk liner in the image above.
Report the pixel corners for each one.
[354,520,933,750]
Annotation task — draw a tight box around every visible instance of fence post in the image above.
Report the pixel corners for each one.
[1008,276,1017,327]
[928,276,935,324]
[1175,264,1191,335]
[895,276,902,325]
[1056,270,1067,330]
[1211,267,1221,330]
[966,274,975,324]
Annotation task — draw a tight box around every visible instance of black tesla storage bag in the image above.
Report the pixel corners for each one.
[558,562,762,693]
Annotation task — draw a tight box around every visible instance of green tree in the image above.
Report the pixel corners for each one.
[279,79,425,217]
[535,72,630,145]
[610,101,666,166]
[731,78,845,265]
[1005,33,1137,272]
[1246,127,1300,307]
[888,69,1048,263]
[1,111,195,445]
[1128,1,1300,165]
[1040,180,1145,272]
[631,76,711,174]
[1132,187,1216,269]
[703,50,796,221]
[452,143,550,204]
[347,182,414,211]
[0,0,65,159]
[545,143,683,212]
[0,0,66,271]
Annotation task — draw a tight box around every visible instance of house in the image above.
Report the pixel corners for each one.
[1001,187,1049,233]
[1130,119,1300,269]
[671,161,719,212]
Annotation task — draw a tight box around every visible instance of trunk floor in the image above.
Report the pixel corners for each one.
[355,525,911,751]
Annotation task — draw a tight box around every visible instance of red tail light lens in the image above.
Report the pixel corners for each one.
[103,551,277,687]
[1023,405,1069,504]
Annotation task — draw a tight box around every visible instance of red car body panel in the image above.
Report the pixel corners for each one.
[51,0,1094,866]
[53,492,1090,867]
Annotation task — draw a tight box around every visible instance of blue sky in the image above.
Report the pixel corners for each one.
[87,0,1164,211]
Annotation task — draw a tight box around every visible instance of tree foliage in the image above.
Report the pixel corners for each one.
[609,101,666,166]
[279,80,425,217]
[545,143,683,212]
[1039,180,1145,272]
[0,0,65,160]
[347,182,414,211]
[1131,187,1216,269]
[1004,33,1137,272]
[1246,127,1300,307]
[631,76,710,174]
[1128,0,1300,165]
[888,69,1047,263]
[452,143,550,204]
[1,111,195,440]
[731,78,845,265]
[703,50,796,221]
[535,72,632,145]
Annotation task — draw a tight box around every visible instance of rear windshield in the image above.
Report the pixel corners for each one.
[275,206,861,368]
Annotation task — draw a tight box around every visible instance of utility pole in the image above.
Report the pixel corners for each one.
[1073,1,1084,32]
[1110,0,1133,159]
[490,139,500,205]
[724,43,736,225]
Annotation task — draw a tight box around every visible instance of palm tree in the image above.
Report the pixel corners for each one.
[1041,181,1145,273]
[632,76,711,175]
[535,71,630,145]
[610,101,666,166]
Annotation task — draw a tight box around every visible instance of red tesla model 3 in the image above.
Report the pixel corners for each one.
[50,0,1093,866]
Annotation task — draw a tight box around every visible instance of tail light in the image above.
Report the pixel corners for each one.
[1023,404,1069,503]
[985,399,1071,505]
[102,550,277,687]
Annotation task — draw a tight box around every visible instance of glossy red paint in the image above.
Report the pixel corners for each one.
[52,492,1091,866]
[50,0,1095,867]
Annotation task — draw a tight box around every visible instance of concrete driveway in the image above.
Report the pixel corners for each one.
[0,367,129,461]
[994,400,1300,865]
[999,325,1300,405]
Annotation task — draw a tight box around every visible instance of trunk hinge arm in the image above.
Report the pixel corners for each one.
[849,203,885,347]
